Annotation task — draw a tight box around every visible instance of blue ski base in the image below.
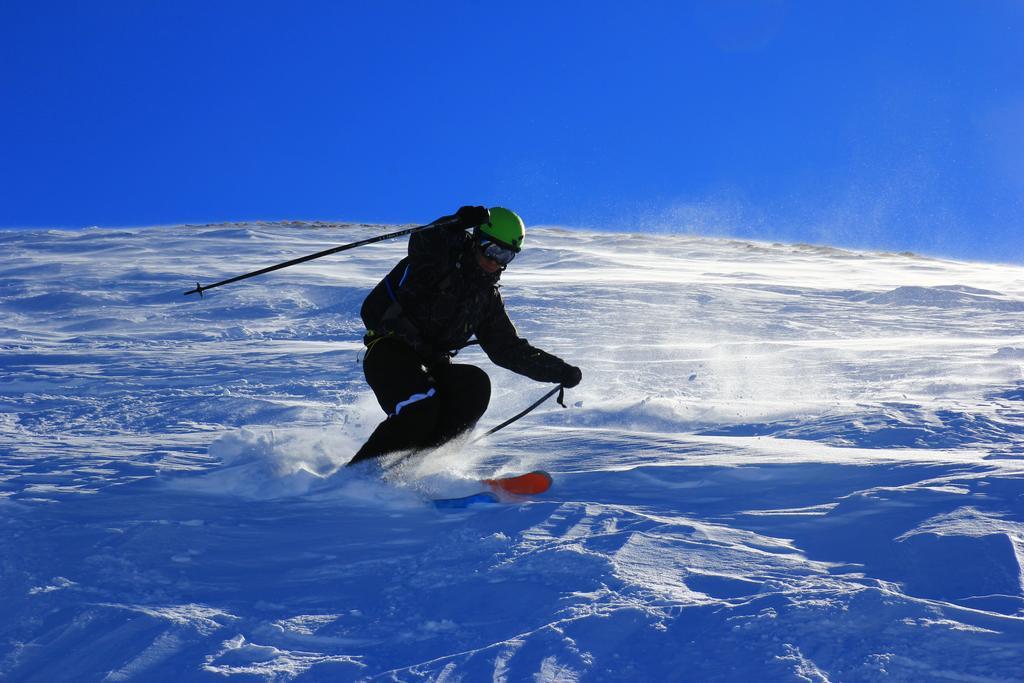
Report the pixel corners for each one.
[432,491,501,509]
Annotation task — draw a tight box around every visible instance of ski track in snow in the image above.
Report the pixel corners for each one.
[2,222,1024,682]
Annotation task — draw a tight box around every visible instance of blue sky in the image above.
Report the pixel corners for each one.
[2,1,1022,262]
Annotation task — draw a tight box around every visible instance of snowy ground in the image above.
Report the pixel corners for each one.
[2,222,1024,682]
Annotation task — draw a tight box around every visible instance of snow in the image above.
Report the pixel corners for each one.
[3,221,1024,681]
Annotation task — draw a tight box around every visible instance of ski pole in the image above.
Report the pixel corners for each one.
[374,384,569,471]
[184,217,460,297]
[469,384,567,444]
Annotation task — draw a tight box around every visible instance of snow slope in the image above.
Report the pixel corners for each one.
[2,222,1024,682]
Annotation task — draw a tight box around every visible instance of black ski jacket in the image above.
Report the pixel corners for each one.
[360,219,571,383]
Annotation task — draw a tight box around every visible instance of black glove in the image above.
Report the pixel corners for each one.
[560,364,582,388]
[415,341,450,369]
[427,350,450,367]
[454,205,490,230]
[424,353,450,379]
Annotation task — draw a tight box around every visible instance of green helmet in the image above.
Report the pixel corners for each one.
[479,207,525,252]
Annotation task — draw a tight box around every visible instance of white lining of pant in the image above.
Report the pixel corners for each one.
[392,387,436,416]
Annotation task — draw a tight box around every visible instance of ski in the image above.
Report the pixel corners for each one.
[432,491,501,509]
[431,471,553,509]
[484,470,553,496]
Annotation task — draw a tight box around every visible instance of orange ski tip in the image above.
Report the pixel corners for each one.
[485,470,553,496]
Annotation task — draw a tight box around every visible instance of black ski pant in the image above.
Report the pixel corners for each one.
[348,337,491,465]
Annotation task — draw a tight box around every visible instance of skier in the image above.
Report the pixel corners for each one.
[348,206,582,465]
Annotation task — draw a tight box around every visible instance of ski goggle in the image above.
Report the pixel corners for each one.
[479,239,517,266]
